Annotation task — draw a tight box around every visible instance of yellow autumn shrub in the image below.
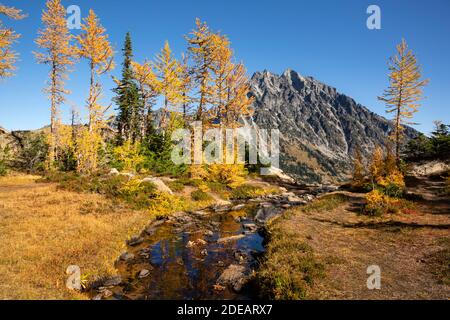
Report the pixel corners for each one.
[207,163,246,188]
[75,127,103,174]
[364,189,402,216]
[113,140,144,172]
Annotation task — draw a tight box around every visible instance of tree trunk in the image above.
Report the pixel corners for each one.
[49,61,58,166]
[88,61,95,133]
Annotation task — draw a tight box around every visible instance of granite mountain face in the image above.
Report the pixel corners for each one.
[248,69,417,183]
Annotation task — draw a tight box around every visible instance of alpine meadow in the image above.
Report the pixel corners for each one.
[0,0,449,305]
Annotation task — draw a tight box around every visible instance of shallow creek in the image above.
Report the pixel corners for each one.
[90,188,329,300]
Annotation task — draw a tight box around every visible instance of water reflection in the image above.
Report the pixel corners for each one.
[113,205,264,300]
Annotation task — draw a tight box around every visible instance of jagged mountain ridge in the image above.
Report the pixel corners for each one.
[249,69,418,183]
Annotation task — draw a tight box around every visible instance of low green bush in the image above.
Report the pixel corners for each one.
[191,189,212,201]
[41,172,157,209]
[0,161,7,176]
[230,185,263,200]
[167,181,185,192]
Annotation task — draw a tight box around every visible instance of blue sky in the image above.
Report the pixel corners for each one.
[0,0,449,134]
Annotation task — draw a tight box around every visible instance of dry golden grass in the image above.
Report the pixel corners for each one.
[258,193,450,300]
[0,174,158,300]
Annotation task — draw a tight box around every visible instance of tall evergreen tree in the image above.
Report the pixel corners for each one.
[113,32,142,144]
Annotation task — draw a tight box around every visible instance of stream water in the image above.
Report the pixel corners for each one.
[94,203,268,300]
[91,186,333,300]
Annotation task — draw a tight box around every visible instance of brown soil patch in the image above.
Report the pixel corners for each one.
[279,191,449,299]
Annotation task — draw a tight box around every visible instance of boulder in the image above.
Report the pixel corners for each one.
[255,206,282,225]
[103,289,113,298]
[127,236,144,246]
[109,168,119,175]
[262,166,296,184]
[145,227,156,236]
[287,195,307,205]
[213,199,232,207]
[119,252,135,262]
[103,276,122,287]
[217,234,245,243]
[138,269,150,279]
[213,205,231,213]
[217,264,248,292]
[410,161,450,176]
[204,230,214,237]
[120,172,135,180]
[141,176,173,194]
[243,223,257,232]
[231,204,246,211]
[65,265,81,291]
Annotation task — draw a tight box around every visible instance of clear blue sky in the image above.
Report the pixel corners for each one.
[1,0,449,134]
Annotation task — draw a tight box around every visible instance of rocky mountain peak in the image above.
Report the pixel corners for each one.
[249,69,418,183]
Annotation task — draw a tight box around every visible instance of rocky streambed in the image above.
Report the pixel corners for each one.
[90,187,335,300]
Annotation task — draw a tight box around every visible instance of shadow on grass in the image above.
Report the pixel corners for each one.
[310,216,450,232]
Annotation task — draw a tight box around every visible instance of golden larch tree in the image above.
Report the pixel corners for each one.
[76,9,114,132]
[154,41,184,130]
[351,147,365,188]
[211,33,233,116]
[35,0,75,167]
[180,52,192,119]
[75,9,114,173]
[186,18,216,122]
[369,145,385,189]
[221,63,253,127]
[0,4,25,78]
[131,60,160,138]
[379,39,429,163]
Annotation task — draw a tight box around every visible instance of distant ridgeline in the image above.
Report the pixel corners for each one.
[0,69,420,183]
[248,69,418,184]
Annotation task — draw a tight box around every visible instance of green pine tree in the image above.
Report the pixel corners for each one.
[113,32,142,144]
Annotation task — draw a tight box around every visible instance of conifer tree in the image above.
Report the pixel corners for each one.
[113,32,141,144]
[211,33,233,118]
[76,9,114,133]
[384,139,397,176]
[369,146,384,189]
[131,60,159,141]
[186,19,216,122]
[221,62,253,127]
[430,121,450,158]
[154,41,184,130]
[75,9,114,173]
[351,147,365,187]
[35,0,75,167]
[0,4,25,78]
[180,53,192,119]
[379,39,429,164]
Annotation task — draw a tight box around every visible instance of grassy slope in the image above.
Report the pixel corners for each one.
[257,193,450,300]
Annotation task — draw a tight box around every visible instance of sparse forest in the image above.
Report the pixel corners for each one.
[0,1,448,302]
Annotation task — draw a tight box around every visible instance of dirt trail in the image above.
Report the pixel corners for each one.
[282,183,450,299]
[405,175,449,215]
